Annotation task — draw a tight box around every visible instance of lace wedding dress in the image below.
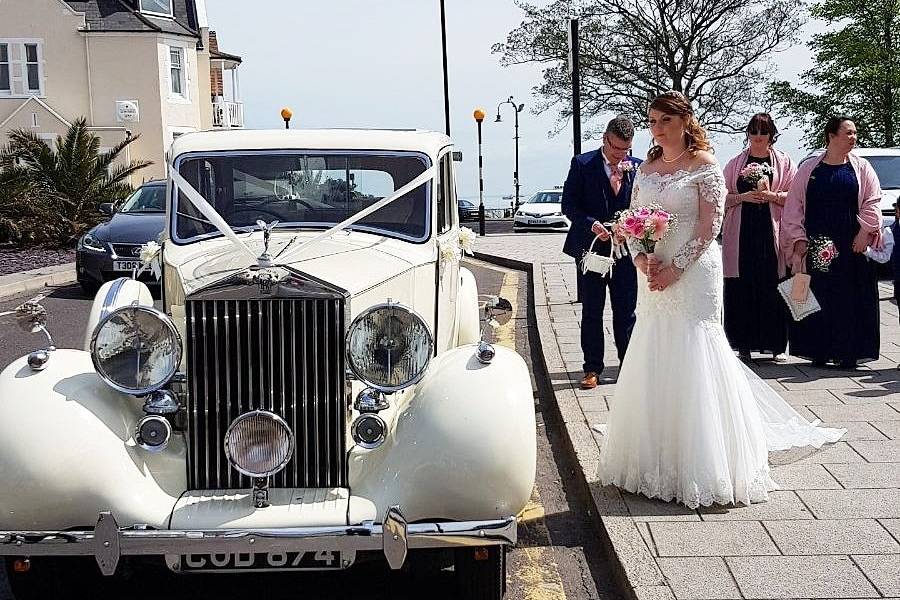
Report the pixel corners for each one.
[596,162,845,509]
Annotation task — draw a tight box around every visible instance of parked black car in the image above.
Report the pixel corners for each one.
[76,180,166,294]
[458,198,479,222]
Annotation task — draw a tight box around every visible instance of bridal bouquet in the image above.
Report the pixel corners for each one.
[739,162,774,190]
[612,204,676,254]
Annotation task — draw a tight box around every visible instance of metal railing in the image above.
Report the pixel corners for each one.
[212,100,244,128]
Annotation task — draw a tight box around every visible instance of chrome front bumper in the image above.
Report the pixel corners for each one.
[0,508,517,576]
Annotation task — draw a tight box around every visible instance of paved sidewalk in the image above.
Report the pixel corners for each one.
[0,262,76,300]
[476,231,900,600]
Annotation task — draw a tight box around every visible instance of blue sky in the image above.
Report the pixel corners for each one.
[206,1,819,208]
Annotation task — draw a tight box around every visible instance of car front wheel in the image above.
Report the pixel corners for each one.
[455,546,506,599]
[78,278,100,297]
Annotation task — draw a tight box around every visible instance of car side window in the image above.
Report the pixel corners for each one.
[437,154,454,234]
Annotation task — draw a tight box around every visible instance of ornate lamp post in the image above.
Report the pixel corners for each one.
[281,107,293,129]
[473,108,486,236]
[495,96,524,213]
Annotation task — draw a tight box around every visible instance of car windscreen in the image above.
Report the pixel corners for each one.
[526,191,562,204]
[172,152,430,243]
[865,156,900,189]
[120,185,166,213]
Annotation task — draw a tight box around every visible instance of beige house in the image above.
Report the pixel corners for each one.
[0,0,243,181]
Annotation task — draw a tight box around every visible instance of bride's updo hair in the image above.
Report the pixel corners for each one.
[647,91,712,162]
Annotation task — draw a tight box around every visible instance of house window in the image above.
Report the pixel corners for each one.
[24,44,40,92]
[0,40,43,96]
[139,0,173,17]
[169,47,185,97]
[0,44,9,92]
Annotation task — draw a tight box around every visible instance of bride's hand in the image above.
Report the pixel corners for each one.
[648,265,680,291]
[646,254,661,278]
[635,253,649,275]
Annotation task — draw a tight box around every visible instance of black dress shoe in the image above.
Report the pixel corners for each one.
[839,359,858,370]
[811,358,828,367]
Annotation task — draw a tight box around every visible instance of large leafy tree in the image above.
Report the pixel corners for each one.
[493,0,806,136]
[768,0,900,148]
[1,117,151,243]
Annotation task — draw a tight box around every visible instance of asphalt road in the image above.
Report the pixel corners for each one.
[0,257,618,600]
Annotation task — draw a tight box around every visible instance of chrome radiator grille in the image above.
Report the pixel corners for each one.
[185,298,348,490]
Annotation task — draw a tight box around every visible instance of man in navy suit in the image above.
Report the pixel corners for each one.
[562,116,639,389]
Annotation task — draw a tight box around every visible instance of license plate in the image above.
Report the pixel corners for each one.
[113,260,141,272]
[179,550,344,573]
[527,218,546,225]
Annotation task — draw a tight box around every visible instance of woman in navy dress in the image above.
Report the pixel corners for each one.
[781,117,882,368]
[722,115,796,362]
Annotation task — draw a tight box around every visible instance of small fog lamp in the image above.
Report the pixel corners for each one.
[351,414,387,449]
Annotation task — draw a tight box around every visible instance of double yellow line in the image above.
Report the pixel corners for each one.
[478,263,568,600]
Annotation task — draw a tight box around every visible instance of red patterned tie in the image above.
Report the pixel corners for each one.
[609,163,622,196]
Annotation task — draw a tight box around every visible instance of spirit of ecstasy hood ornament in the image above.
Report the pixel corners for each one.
[256,219,280,267]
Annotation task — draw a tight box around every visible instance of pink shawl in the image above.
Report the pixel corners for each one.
[721,148,797,278]
[779,152,883,275]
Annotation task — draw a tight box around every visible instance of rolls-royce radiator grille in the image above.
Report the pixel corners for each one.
[185,298,347,490]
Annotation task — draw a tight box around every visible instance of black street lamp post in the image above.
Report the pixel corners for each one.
[473,108,486,236]
[439,0,451,136]
[495,96,524,214]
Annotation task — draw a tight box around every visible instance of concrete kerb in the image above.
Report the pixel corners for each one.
[0,262,77,301]
[473,250,671,600]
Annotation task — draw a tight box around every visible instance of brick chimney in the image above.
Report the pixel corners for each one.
[209,30,223,98]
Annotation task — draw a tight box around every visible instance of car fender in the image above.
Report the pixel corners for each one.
[349,344,536,522]
[455,267,480,347]
[83,278,154,351]
[0,349,184,530]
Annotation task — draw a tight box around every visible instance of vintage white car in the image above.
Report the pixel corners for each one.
[0,129,536,598]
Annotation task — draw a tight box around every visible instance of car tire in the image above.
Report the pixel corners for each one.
[455,546,506,599]
[1,559,67,600]
[0,563,14,600]
[79,278,100,297]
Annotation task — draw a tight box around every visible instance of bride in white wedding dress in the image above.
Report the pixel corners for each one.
[596,92,846,509]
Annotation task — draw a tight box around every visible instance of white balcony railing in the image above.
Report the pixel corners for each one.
[212,100,244,128]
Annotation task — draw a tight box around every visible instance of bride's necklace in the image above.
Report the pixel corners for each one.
[661,148,688,163]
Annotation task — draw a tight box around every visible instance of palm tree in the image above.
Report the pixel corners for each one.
[0,149,59,246]
[2,117,152,243]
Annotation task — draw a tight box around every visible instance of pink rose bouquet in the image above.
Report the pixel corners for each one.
[612,204,677,254]
[809,236,838,272]
[739,162,774,190]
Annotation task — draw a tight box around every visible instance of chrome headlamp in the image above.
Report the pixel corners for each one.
[225,411,294,478]
[347,302,433,392]
[90,306,182,395]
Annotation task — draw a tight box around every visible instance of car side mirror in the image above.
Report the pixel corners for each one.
[99,203,114,216]
[480,295,513,327]
[475,295,513,364]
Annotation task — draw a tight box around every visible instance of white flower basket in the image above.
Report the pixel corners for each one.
[581,235,616,277]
